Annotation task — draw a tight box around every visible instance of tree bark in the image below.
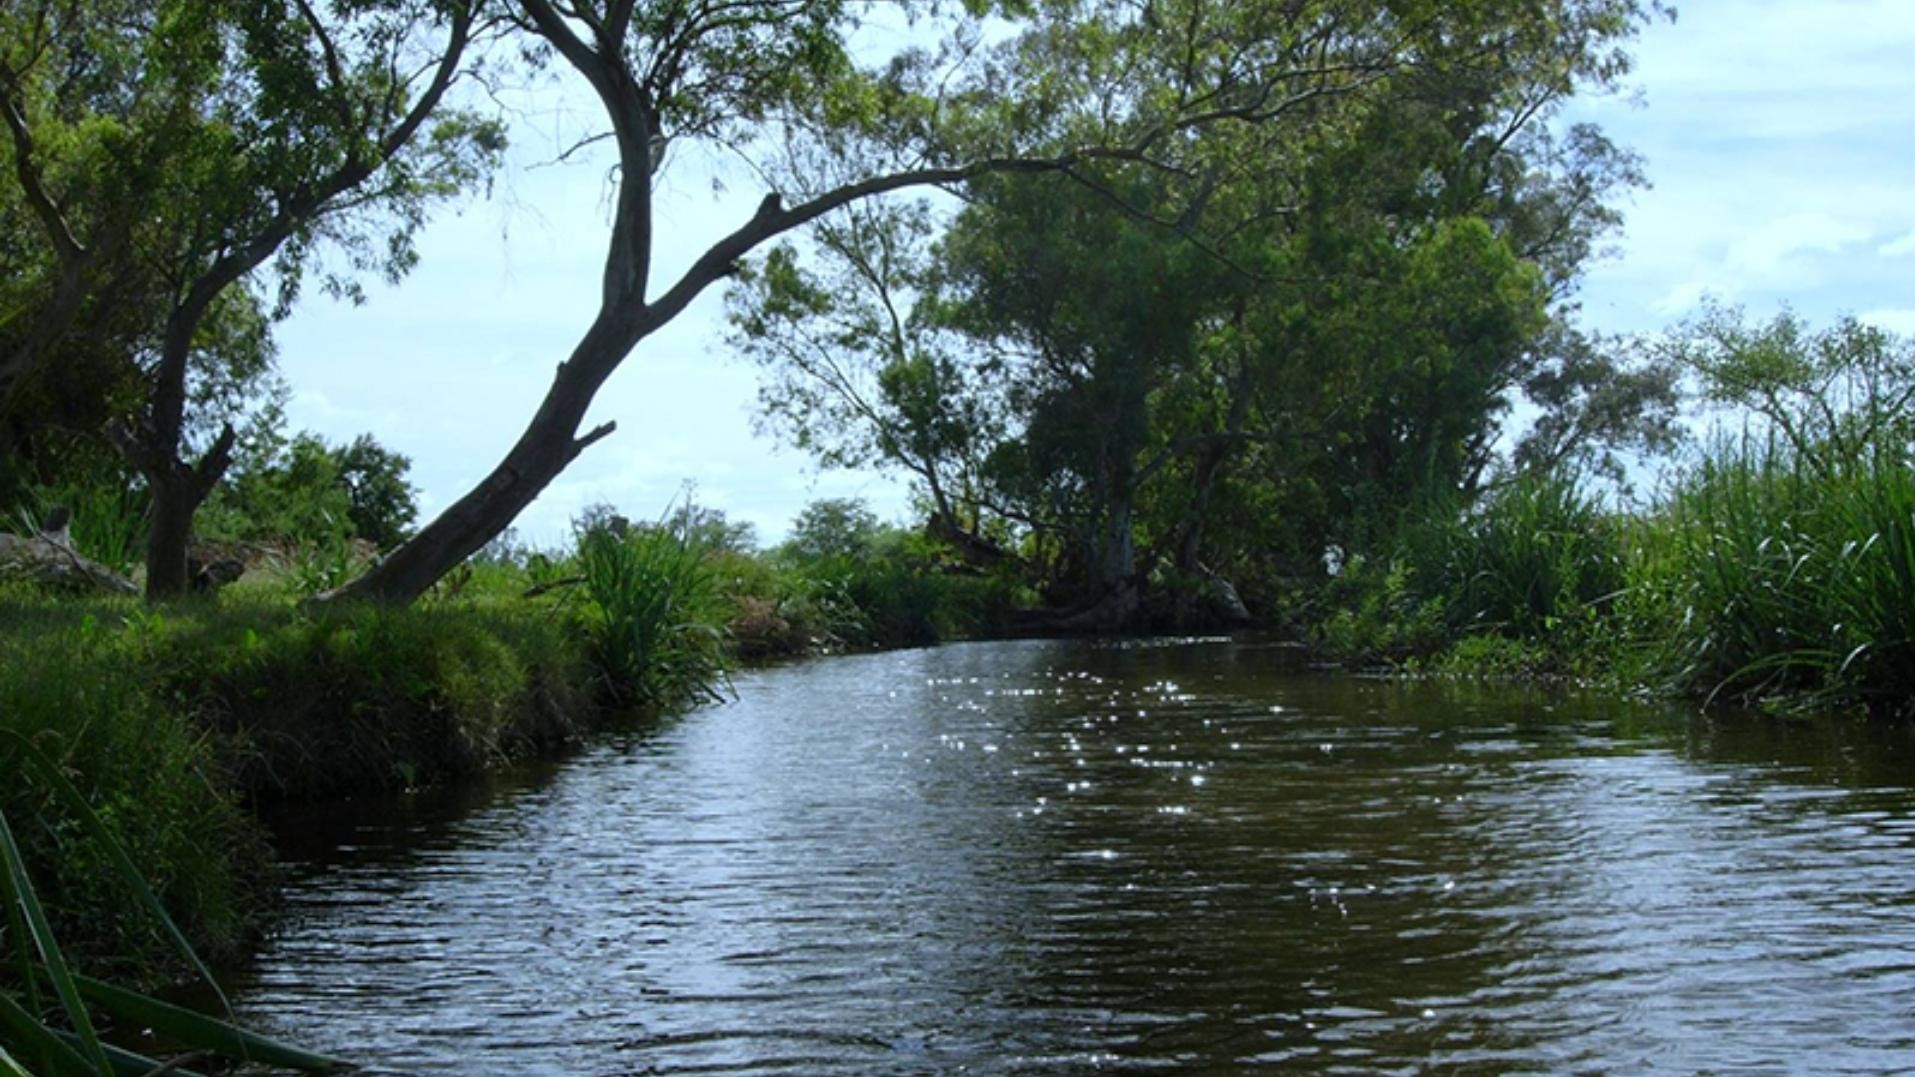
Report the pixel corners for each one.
[327,319,626,603]
[142,472,197,598]
[120,417,235,599]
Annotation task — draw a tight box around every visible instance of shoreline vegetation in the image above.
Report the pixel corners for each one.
[2,0,1910,1066]
[5,360,1911,980]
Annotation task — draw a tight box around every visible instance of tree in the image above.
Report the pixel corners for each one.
[1672,303,1915,474]
[727,199,1007,563]
[336,435,421,549]
[742,4,1671,625]
[784,497,879,564]
[332,0,1518,604]
[201,430,419,548]
[0,0,501,596]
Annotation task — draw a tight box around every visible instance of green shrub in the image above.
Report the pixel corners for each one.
[1437,470,1624,640]
[0,596,266,976]
[575,524,729,707]
[1319,470,1622,666]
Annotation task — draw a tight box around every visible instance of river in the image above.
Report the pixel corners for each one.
[234,637,1915,1073]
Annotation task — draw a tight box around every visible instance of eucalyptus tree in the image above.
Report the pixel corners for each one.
[725,198,1010,564]
[332,0,1486,604]
[0,0,502,596]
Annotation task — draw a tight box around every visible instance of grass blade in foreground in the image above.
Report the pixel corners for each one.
[0,730,229,1014]
[0,806,112,1075]
[1,727,345,1073]
[75,976,345,1073]
[0,992,95,1076]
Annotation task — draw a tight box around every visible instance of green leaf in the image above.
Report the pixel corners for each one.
[0,807,112,1075]
[0,991,95,1077]
[0,1042,39,1077]
[75,976,346,1073]
[48,1031,205,1077]
[0,730,228,1014]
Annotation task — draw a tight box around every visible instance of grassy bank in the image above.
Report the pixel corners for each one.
[1311,441,1915,720]
[1308,311,1914,719]
[0,512,1025,984]
[0,587,602,977]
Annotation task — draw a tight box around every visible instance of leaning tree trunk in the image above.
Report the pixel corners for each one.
[328,318,630,604]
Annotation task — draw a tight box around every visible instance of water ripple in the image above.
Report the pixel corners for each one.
[238,638,1915,1073]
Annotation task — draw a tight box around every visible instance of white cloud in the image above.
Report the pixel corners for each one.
[1878,230,1915,258]
[1647,213,1872,316]
[1859,308,1915,335]
[1726,213,1869,276]
[1566,1,1915,332]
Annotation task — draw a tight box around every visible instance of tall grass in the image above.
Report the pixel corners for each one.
[1,730,343,1075]
[1415,471,1623,640]
[575,525,729,707]
[0,593,265,975]
[1634,437,1915,718]
[1,484,147,576]
[1322,470,1623,665]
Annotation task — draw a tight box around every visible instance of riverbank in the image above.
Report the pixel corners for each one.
[7,430,1911,990]
[0,586,617,980]
[1293,439,1915,722]
[0,518,1029,984]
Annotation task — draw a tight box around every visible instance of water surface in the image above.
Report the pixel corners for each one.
[238,637,1915,1073]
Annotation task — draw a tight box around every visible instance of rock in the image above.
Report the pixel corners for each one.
[0,506,139,595]
[192,556,246,593]
[0,526,139,596]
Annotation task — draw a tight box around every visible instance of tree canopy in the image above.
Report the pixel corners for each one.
[3,0,1679,615]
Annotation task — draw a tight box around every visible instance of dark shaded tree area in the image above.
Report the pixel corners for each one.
[730,0,1680,628]
[2,0,498,594]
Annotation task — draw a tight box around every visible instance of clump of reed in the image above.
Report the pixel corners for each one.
[574,522,730,707]
[1321,470,1624,670]
[1630,437,1915,718]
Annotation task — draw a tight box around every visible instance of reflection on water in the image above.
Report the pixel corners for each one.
[236,638,1915,1073]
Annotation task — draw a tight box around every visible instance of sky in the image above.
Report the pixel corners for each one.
[271,0,1915,548]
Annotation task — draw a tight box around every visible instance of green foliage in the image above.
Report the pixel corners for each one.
[778,521,1029,648]
[784,498,880,563]
[1631,439,1915,719]
[1319,470,1622,669]
[1318,555,1450,662]
[0,597,265,976]
[1671,304,1914,475]
[201,430,417,551]
[1622,309,1915,717]
[1,482,147,576]
[0,731,343,1075]
[0,586,606,984]
[148,596,594,800]
[1434,633,1554,680]
[574,523,730,708]
[1428,472,1625,641]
